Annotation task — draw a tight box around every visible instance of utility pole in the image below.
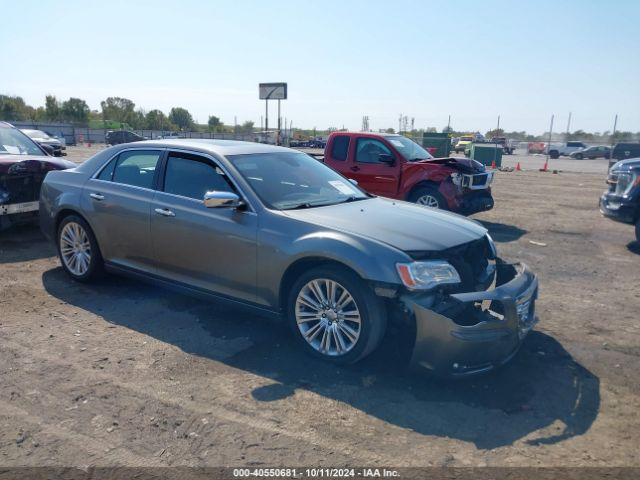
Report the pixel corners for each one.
[493,115,500,168]
[611,114,618,153]
[277,99,281,145]
[566,112,572,138]
[546,114,555,163]
[447,115,451,132]
[398,114,402,134]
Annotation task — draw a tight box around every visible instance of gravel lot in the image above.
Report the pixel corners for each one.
[1,150,639,468]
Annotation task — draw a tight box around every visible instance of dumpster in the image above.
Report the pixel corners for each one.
[422,132,451,158]
[469,143,502,167]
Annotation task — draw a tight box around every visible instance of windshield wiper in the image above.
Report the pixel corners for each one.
[282,202,316,210]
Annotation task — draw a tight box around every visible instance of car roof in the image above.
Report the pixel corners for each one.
[129,139,295,156]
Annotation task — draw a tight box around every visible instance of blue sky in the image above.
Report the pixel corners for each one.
[1,0,638,134]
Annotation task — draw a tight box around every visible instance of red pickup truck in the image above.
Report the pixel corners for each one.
[321,132,494,215]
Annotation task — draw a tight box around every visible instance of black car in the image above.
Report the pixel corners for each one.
[609,142,640,169]
[600,157,640,242]
[105,130,145,146]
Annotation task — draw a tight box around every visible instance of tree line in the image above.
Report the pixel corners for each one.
[0,94,254,133]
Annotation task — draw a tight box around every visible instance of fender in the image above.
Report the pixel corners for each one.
[256,218,411,308]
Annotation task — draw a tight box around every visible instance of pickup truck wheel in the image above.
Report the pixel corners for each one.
[410,186,447,210]
[287,266,386,365]
[57,215,104,282]
[549,150,560,159]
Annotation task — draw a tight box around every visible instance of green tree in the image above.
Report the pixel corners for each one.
[239,120,254,133]
[45,95,60,121]
[207,115,222,131]
[61,97,90,123]
[385,127,396,134]
[145,109,172,130]
[101,97,137,125]
[0,95,30,120]
[486,128,505,138]
[168,107,195,131]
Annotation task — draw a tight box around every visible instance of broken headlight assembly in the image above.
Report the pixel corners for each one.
[396,260,461,291]
[614,172,639,196]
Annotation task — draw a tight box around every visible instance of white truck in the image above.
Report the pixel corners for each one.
[547,141,588,159]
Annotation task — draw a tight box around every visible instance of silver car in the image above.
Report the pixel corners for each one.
[39,140,538,376]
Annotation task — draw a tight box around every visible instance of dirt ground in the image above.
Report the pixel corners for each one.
[1,167,639,469]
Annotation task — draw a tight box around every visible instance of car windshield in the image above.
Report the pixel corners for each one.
[386,135,433,161]
[227,151,369,210]
[24,129,49,139]
[0,128,45,156]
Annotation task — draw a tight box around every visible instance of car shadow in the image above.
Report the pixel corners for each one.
[41,268,599,450]
[479,220,528,243]
[0,224,55,264]
[627,241,640,256]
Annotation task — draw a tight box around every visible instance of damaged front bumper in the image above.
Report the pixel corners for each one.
[402,261,538,376]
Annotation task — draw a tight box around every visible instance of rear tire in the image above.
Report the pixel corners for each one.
[287,265,387,365]
[57,215,104,282]
[550,150,560,159]
[409,186,448,210]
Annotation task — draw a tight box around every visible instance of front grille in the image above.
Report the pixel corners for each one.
[0,173,46,204]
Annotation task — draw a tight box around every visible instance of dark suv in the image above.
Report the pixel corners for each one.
[600,157,640,242]
[609,142,640,169]
[105,130,144,146]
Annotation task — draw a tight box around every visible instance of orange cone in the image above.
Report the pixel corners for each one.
[516,162,521,171]
[541,160,548,172]
[491,160,496,169]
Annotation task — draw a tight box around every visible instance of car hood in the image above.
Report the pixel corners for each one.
[283,197,487,252]
[611,157,640,172]
[412,156,486,174]
[0,154,76,174]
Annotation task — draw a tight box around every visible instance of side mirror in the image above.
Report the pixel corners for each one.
[348,178,358,186]
[204,191,244,208]
[40,144,55,156]
[378,153,395,166]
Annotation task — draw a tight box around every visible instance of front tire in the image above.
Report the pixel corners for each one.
[409,186,448,210]
[574,153,583,159]
[550,150,560,159]
[57,215,104,282]
[287,266,386,364]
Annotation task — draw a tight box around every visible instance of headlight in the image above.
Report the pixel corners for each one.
[614,172,639,196]
[396,260,461,291]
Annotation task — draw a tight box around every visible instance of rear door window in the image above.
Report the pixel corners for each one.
[112,150,162,189]
[330,136,350,161]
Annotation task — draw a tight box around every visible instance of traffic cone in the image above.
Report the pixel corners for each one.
[491,160,496,169]
[516,162,521,171]
[542,160,548,171]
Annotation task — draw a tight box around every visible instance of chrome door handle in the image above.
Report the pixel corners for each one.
[89,193,104,201]
[154,208,175,217]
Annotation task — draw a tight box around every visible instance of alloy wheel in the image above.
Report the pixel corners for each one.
[295,279,361,356]
[416,194,439,207]
[60,222,92,276]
